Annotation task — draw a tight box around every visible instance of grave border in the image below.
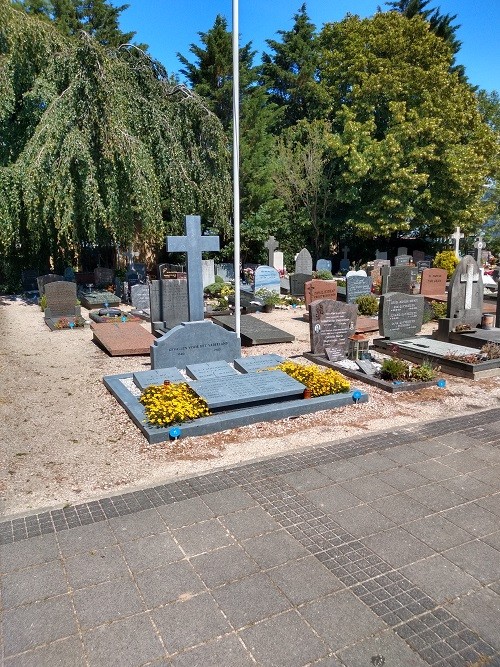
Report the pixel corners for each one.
[103,372,368,443]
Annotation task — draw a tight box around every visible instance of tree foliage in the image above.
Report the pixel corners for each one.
[0,1,231,269]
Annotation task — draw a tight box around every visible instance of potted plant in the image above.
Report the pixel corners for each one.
[255,288,281,312]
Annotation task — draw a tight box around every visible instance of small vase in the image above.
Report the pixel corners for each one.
[263,304,274,313]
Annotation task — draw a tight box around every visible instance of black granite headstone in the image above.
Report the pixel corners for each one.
[378,292,424,340]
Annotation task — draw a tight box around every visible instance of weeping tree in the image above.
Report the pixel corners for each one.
[0,1,231,277]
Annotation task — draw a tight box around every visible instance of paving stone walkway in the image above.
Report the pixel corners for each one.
[1,408,500,666]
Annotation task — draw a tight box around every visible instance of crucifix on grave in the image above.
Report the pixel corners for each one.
[458,263,480,310]
[166,215,220,321]
[342,245,350,260]
[264,236,279,267]
[473,233,485,264]
[450,227,464,259]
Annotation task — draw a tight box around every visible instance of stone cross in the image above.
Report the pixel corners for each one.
[460,263,480,310]
[474,233,485,262]
[166,215,220,321]
[450,227,464,259]
[342,246,350,260]
[264,236,279,267]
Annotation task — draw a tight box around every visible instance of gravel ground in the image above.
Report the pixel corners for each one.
[1,295,499,518]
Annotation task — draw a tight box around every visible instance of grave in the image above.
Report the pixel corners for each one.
[294,248,313,275]
[434,256,484,342]
[339,246,350,272]
[290,273,312,296]
[473,234,485,264]
[264,236,279,267]
[233,354,285,373]
[273,251,284,272]
[449,327,500,349]
[216,263,235,282]
[21,269,39,292]
[202,259,215,288]
[397,246,408,256]
[417,260,431,272]
[394,255,412,266]
[375,250,388,260]
[308,299,357,358]
[412,250,425,264]
[254,265,281,295]
[133,367,186,391]
[186,360,239,380]
[91,322,155,356]
[419,268,447,297]
[94,267,115,288]
[79,290,121,310]
[316,259,332,272]
[346,275,372,304]
[89,309,141,324]
[381,266,416,294]
[43,281,81,330]
[450,227,464,259]
[130,284,150,311]
[228,290,264,313]
[149,279,189,335]
[63,267,75,282]
[37,274,64,295]
[211,314,294,346]
[378,293,424,340]
[304,279,337,307]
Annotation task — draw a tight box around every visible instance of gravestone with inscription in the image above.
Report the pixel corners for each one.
[381,266,416,294]
[94,267,115,288]
[339,246,350,272]
[309,299,358,358]
[417,260,431,272]
[44,281,81,329]
[151,320,241,369]
[394,255,412,266]
[346,275,372,303]
[419,268,447,297]
[316,259,332,272]
[186,360,239,380]
[254,265,281,295]
[397,247,408,256]
[378,293,424,340]
[233,354,285,373]
[149,279,189,334]
[294,248,313,275]
[375,250,388,260]
[202,259,215,288]
[131,284,150,311]
[304,279,337,307]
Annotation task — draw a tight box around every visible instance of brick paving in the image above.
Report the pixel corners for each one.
[1,408,500,666]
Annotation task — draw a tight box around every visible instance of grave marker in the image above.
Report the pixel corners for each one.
[216,263,235,282]
[212,315,294,345]
[304,279,337,307]
[397,247,408,256]
[419,268,447,296]
[450,227,464,259]
[273,251,284,272]
[294,248,313,275]
[309,299,357,358]
[37,274,64,295]
[254,265,280,294]
[44,281,80,325]
[92,322,155,355]
[378,293,424,340]
[339,245,350,272]
[316,259,332,272]
[290,273,311,296]
[131,284,150,311]
[394,255,412,266]
[264,236,279,267]
[149,279,189,333]
[412,250,425,264]
[94,267,115,288]
[346,275,372,303]
[186,360,239,381]
[21,269,39,291]
[381,266,415,294]
[233,354,285,373]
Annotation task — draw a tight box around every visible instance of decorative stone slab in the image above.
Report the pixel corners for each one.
[104,372,368,443]
[151,321,241,369]
[379,293,424,340]
[212,315,294,346]
[373,337,500,379]
[346,275,372,304]
[133,367,187,391]
[185,361,239,381]
[233,354,285,373]
[309,299,357,358]
[420,268,447,296]
[91,322,155,356]
[190,371,305,410]
[79,291,121,309]
[304,279,337,307]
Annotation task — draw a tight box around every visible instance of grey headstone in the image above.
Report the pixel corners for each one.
[381,266,415,294]
[397,247,408,256]
[412,250,426,263]
[190,371,305,410]
[294,248,313,275]
[37,274,64,295]
[44,281,78,318]
[309,299,358,358]
[394,255,412,266]
[202,259,215,288]
[94,267,115,287]
[447,256,483,329]
[346,275,372,304]
[151,321,241,369]
[379,292,424,340]
[212,315,294,345]
[373,259,391,270]
[133,367,187,391]
[273,251,284,272]
[216,263,235,282]
[185,360,239,381]
[149,279,188,332]
[264,236,279,266]
[417,260,431,272]
[316,259,332,272]
[131,284,150,311]
[254,265,280,294]
[228,289,264,313]
[420,268,447,296]
[375,251,388,260]
[233,354,285,373]
[166,215,219,322]
[290,273,311,296]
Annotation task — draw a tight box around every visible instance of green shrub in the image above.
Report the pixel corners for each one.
[430,300,447,320]
[433,250,458,278]
[39,294,47,311]
[313,269,334,280]
[411,360,437,381]
[354,294,379,316]
[204,279,225,296]
[380,358,411,381]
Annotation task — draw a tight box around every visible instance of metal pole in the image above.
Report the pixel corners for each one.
[232,0,241,338]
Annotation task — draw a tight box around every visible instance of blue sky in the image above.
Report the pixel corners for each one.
[116,0,500,93]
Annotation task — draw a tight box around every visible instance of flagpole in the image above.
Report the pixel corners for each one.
[232,0,241,338]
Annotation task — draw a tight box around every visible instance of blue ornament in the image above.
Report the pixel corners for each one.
[437,379,446,388]
[69,321,75,329]
[352,389,363,402]
[104,301,109,309]
[121,315,127,322]
[169,426,181,440]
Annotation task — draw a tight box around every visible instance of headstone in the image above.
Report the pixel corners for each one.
[419,268,447,296]
[273,251,284,272]
[397,247,408,256]
[63,267,75,282]
[158,263,186,279]
[412,250,425,263]
[346,270,367,278]
[373,259,391,270]
[228,290,264,313]
[202,259,216,288]
[149,279,189,333]
[167,216,220,321]
[212,315,294,345]
[151,321,241,369]
[309,299,358,358]
[295,248,313,275]
[44,281,78,318]
[394,255,412,266]
[339,245,350,272]
[94,267,114,288]
[290,273,311,296]
[130,284,150,311]
[304,279,337,307]
[417,260,431,272]
[346,275,372,304]
[356,359,377,375]
[216,263,235,282]
[233,354,285,373]
[254,265,280,295]
[92,322,155,356]
[446,256,483,329]
[316,259,332,272]
[375,250,388,260]
[79,291,121,310]
[381,266,415,295]
[450,226,464,259]
[37,274,64,295]
[264,236,279,267]
[21,269,39,291]
[379,293,424,340]
[473,234,485,264]
[186,360,239,381]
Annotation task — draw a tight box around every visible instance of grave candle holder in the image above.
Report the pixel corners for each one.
[347,334,369,360]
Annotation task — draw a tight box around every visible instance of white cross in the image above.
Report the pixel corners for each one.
[474,234,485,252]
[450,227,464,259]
[460,263,479,309]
